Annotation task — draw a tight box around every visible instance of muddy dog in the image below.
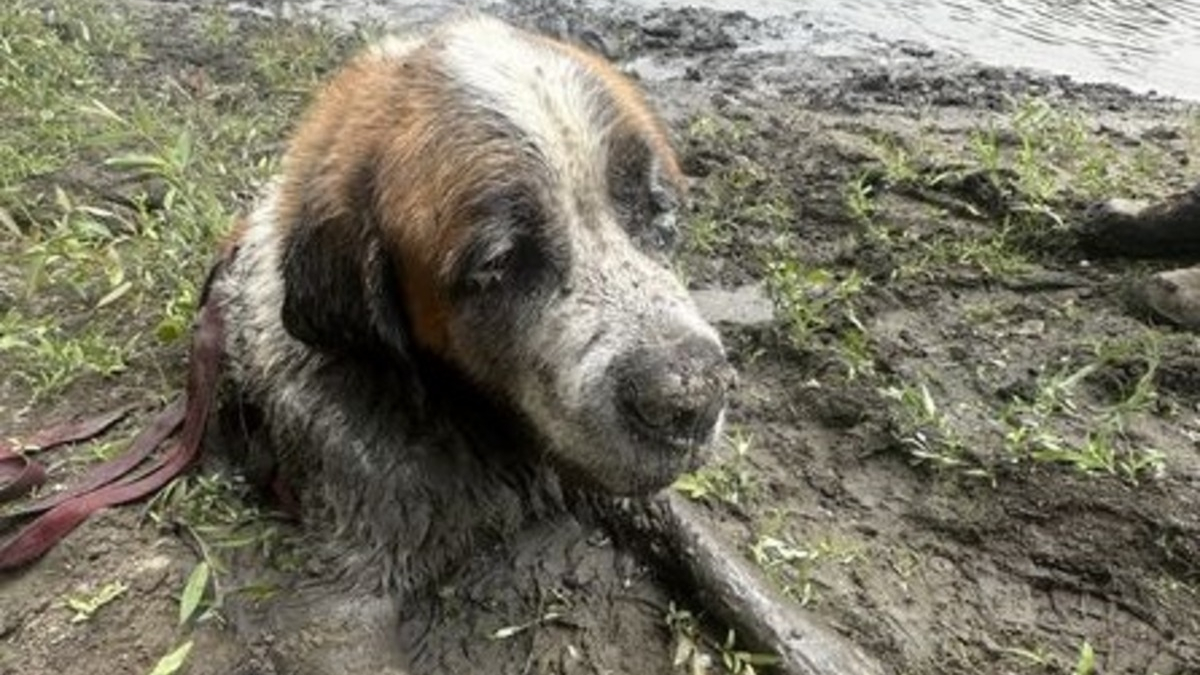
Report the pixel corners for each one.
[213,14,735,671]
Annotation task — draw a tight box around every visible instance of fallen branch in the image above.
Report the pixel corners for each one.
[606,493,888,675]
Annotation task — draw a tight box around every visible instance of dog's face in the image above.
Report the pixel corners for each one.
[275,17,734,495]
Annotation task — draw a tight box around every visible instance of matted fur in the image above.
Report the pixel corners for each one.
[215,15,734,595]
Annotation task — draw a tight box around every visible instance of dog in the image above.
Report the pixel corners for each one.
[214,14,734,614]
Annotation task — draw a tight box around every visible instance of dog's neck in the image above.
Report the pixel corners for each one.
[412,352,545,464]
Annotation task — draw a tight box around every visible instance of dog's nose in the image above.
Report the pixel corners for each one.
[615,336,735,449]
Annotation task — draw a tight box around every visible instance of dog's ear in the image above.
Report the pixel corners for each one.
[278,173,412,360]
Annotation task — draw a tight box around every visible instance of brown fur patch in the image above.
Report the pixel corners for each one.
[272,26,685,357]
[274,47,486,356]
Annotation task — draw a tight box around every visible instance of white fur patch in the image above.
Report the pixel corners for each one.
[371,34,424,61]
[440,18,612,202]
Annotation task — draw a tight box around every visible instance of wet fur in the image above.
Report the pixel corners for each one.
[214,16,731,597]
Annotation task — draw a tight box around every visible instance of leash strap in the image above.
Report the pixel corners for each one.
[0,260,228,571]
[0,406,132,501]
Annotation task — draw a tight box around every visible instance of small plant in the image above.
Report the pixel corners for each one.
[911,226,1032,278]
[1000,637,1099,675]
[142,472,294,675]
[747,530,862,607]
[968,128,1002,176]
[835,323,876,380]
[248,19,346,91]
[881,382,982,474]
[681,122,795,256]
[1001,345,1167,484]
[665,603,779,675]
[199,4,234,48]
[487,586,574,642]
[63,581,127,623]
[765,258,866,349]
[844,173,877,224]
[998,644,1054,668]
[675,429,758,507]
[685,211,730,255]
[747,534,820,606]
[147,471,293,617]
[869,133,920,185]
[1072,639,1096,675]
[146,641,193,675]
[685,114,751,145]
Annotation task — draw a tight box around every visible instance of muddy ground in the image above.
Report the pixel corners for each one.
[2,1,1199,674]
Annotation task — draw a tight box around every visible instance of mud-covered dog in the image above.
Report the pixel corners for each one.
[216,15,734,602]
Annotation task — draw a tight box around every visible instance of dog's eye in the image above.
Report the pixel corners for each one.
[456,189,563,296]
[618,177,679,253]
[463,232,565,298]
[643,182,680,250]
[465,240,514,290]
[609,137,680,253]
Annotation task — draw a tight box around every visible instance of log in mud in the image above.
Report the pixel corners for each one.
[614,494,888,675]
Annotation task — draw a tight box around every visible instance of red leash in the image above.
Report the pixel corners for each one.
[0,406,131,502]
[0,258,228,571]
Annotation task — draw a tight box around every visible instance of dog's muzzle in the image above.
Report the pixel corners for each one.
[613,336,735,450]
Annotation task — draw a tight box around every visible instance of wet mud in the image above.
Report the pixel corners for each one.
[3,1,1200,674]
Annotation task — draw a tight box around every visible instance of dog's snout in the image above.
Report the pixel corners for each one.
[615,336,734,449]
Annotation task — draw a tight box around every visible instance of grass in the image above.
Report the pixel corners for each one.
[0,314,130,396]
[827,95,1186,492]
[680,33,1191,675]
[906,224,1033,278]
[853,95,1176,283]
[765,258,867,351]
[665,603,780,675]
[880,381,984,475]
[147,471,297,592]
[761,89,1185,460]
[844,172,878,225]
[880,334,1169,484]
[5,3,1197,673]
[763,254,881,380]
[1,3,350,671]
[0,0,354,405]
[144,471,296,670]
[674,428,759,508]
[746,525,863,607]
[680,113,795,256]
[1000,336,1168,483]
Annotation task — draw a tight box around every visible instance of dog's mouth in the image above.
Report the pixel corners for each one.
[618,396,719,455]
[529,394,722,497]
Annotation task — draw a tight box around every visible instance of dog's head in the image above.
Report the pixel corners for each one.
[274,17,734,495]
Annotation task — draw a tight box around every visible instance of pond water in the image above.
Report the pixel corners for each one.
[258,0,1200,100]
[656,0,1200,100]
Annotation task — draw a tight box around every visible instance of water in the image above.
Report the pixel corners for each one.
[656,0,1200,100]
[255,0,1200,100]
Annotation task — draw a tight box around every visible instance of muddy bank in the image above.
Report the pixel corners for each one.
[3,1,1200,674]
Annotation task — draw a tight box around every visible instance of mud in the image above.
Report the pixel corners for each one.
[3,1,1200,674]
